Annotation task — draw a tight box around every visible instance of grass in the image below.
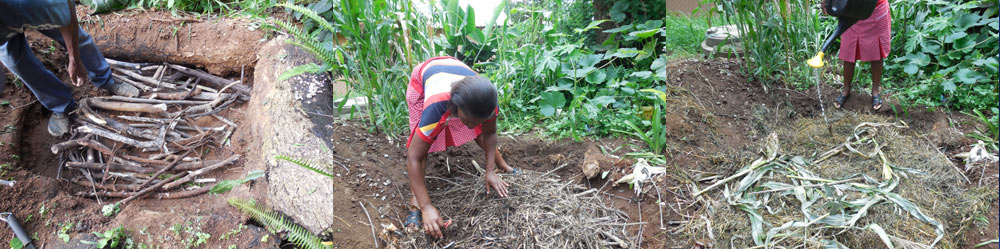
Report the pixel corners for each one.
[662,13,718,59]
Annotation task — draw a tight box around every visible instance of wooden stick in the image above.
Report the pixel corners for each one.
[112,74,152,91]
[77,185,211,199]
[147,87,201,100]
[66,162,156,174]
[75,125,161,150]
[166,64,250,100]
[89,98,167,113]
[692,168,752,197]
[71,179,143,191]
[138,150,192,190]
[100,96,208,105]
[162,155,240,190]
[105,58,143,70]
[117,171,187,205]
[360,202,379,249]
[113,67,177,89]
[51,139,112,155]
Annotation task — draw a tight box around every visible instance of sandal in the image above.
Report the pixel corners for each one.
[872,94,883,111]
[404,210,421,228]
[833,95,849,109]
[509,167,522,175]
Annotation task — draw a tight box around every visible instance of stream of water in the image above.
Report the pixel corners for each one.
[816,68,832,133]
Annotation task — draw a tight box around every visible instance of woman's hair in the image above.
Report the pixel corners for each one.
[450,75,497,119]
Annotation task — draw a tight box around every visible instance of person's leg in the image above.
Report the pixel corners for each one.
[870,60,883,110]
[0,33,76,113]
[38,28,114,88]
[842,60,855,97]
[474,134,513,172]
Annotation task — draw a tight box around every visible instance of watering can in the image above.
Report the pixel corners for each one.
[807,0,879,68]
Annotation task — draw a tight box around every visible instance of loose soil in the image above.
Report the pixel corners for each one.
[1,13,996,249]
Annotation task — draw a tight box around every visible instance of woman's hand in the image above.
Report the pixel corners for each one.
[484,172,509,197]
[421,204,447,238]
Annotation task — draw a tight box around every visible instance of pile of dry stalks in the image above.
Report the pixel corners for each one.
[388,164,633,249]
[53,59,248,205]
[689,113,996,248]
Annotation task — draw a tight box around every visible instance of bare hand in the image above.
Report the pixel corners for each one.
[421,205,447,238]
[484,172,509,197]
[67,56,88,86]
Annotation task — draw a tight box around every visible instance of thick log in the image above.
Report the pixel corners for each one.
[75,125,162,150]
[89,98,167,113]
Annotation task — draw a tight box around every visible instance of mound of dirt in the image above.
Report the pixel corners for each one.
[694,112,997,248]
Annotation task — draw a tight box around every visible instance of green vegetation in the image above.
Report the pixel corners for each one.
[82,226,127,249]
[209,170,265,194]
[702,0,998,136]
[227,198,328,249]
[271,0,667,152]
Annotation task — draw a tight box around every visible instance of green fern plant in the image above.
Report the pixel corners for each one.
[270,18,339,68]
[275,155,335,179]
[227,198,329,249]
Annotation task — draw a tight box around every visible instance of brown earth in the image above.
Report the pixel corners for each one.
[77,6,267,76]
[1,10,996,249]
[1,21,268,249]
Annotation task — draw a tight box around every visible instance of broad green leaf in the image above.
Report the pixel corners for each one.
[590,96,616,107]
[953,13,981,30]
[603,24,634,33]
[640,89,666,102]
[908,52,931,67]
[630,71,653,79]
[903,63,922,75]
[579,54,603,68]
[609,1,630,23]
[636,20,664,30]
[651,56,667,71]
[628,29,661,39]
[575,19,610,34]
[10,237,23,249]
[0,100,9,106]
[637,41,657,61]
[467,28,486,45]
[278,63,325,81]
[954,68,982,84]
[954,33,979,50]
[944,31,968,43]
[539,92,565,117]
[483,0,507,37]
[563,66,595,79]
[585,69,607,84]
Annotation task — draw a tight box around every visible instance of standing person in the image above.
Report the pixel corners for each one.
[403,56,519,238]
[828,0,892,110]
[0,0,139,136]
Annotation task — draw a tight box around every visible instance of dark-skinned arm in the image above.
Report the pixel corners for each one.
[59,0,88,86]
[480,119,509,197]
[406,137,447,238]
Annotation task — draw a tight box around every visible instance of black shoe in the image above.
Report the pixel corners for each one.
[48,112,69,136]
[108,82,140,97]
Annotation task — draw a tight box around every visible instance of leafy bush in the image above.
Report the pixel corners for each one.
[886,0,998,112]
[702,0,998,116]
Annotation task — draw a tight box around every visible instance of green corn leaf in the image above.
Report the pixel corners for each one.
[975,239,999,247]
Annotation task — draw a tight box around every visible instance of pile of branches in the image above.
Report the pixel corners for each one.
[392,166,633,249]
[54,59,248,204]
